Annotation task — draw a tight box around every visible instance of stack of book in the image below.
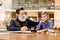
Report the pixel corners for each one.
[48,29,60,35]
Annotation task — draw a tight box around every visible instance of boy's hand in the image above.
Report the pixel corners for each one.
[53,26,58,30]
[40,20,45,23]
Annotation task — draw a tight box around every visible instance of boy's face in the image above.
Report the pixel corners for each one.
[41,14,48,22]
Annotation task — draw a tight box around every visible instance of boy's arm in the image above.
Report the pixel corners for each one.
[36,22,41,30]
[47,22,53,29]
[37,21,53,32]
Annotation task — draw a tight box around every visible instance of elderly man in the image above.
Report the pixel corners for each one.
[9,8,39,31]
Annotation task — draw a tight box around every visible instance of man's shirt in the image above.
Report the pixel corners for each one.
[9,18,39,31]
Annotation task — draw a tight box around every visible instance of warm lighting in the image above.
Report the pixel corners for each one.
[0,1,2,6]
[54,11,60,28]
[0,13,5,21]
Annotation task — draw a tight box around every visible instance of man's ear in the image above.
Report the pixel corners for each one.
[16,14,19,17]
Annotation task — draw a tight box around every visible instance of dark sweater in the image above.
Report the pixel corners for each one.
[9,18,39,31]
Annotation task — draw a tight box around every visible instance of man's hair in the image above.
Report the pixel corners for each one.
[41,12,48,16]
[16,7,24,14]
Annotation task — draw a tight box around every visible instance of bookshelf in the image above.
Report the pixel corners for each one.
[12,0,55,10]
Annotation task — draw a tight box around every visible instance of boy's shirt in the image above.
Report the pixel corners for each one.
[36,21,53,30]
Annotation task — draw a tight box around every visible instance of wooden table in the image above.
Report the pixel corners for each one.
[0,31,60,40]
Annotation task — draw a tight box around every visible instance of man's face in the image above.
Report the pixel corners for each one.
[41,14,48,22]
[18,10,26,17]
[17,10,27,22]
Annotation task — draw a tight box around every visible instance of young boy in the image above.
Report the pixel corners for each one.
[36,12,53,31]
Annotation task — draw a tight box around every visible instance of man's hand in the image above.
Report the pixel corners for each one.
[21,26,28,31]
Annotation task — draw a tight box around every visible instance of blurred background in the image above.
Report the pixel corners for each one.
[0,0,60,31]
[0,0,60,10]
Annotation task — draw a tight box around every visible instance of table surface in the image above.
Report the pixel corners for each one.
[0,31,60,40]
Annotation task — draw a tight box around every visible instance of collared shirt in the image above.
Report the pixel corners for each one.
[36,21,53,30]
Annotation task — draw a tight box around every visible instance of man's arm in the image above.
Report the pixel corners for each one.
[9,20,20,31]
[27,19,39,28]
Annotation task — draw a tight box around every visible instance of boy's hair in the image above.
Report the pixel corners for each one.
[16,7,24,14]
[41,12,49,16]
